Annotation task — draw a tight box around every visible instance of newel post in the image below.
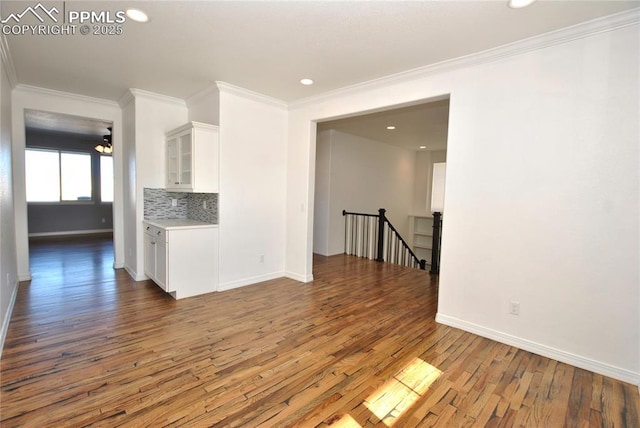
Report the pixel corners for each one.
[430,211,442,274]
[376,208,386,262]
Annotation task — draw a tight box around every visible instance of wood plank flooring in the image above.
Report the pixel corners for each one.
[1,237,638,427]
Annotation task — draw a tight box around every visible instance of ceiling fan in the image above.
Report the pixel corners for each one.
[95,127,113,154]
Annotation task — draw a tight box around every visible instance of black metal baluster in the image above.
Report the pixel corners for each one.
[430,212,442,274]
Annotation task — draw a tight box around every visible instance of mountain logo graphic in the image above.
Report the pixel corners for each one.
[1,3,59,24]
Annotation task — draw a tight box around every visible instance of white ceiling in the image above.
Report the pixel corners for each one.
[2,1,638,103]
[25,109,112,137]
[3,1,638,148]
[318,98,450,151]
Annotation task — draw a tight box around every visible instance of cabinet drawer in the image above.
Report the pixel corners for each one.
[144,223,155,237]
[155,228,167,243]
[144,224,167,242]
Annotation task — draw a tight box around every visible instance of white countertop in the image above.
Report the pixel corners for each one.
[143,218,218,230]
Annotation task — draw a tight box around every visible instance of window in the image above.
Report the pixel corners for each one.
[100,155,114,203]
[25,149,60,202]
[61,152,92,201]
[25,149,92,202]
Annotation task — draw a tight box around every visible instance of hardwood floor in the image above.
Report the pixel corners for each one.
[1,237,638,427]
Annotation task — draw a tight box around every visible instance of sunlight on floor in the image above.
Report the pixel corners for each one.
[329,357,442,427]
[364,357,442,426]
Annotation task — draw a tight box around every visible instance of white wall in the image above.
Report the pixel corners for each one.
[0,48,18,356]
[120,97,137,278]
[11,86,124,281]
[412,149,447,216]
[287,21,640,383]
[427,150,447,214]
[217,83,288,289]
[412,150,432,216]
[314,129,416,256]
[120,90,188,280]
[312,129,331,255]
[188,85,220,125]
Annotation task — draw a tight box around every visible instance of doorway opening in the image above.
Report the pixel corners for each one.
[312,97,449,273]
[23,109,116,285]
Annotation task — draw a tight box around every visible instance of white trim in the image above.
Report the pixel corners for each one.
[17,273,31,281]
[216,81,288,110]
[285,271,314,283]
[28,228,113,238]
[118,90,134,108]
[13,84,119,107]
[436,313,640,386]
[113,261,124,269]
[0,33,17,88]
[167,121,218,136]
[290,8,640,109]
[0,278,18,359]
[313,250,343,258]
[218,271,286,292]
[128,88,187,107]
[124,264,143,281]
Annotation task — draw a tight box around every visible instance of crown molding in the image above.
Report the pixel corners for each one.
[14,84,119,107]
[290,8,640,110]
[186,83,219,107]
[118,90,135,108]
[216,81,287,110]
[0,34,18,88]
[125,88,187,107]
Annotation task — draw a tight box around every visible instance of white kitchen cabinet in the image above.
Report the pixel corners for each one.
[165,121,219,193]
[144,224,167,289]
[143,220,218,299]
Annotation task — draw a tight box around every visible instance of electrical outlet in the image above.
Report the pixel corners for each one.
[101,217,106,223]
[203,201,207,209]
[259,254,264,263]
[510,300,520,316]
[171,198,177,207]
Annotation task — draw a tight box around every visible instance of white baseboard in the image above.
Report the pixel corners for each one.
[285,271,314,283]
[28,228,113,238]
[0,279,19,359]
[17,273,31,282]
[124,264,144,281]
[218,271,285,292]
[313,249,344,257]
[435,313,639,386]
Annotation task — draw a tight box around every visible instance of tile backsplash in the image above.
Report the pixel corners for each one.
[144,188,218,224]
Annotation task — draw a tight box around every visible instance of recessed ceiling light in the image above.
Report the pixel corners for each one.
[386,126,396,130]
[126,9,149,23]
[300,78,314,86]
[419,146,427,149]
[508,0,536,9]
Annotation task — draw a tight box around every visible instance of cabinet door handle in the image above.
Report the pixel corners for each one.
[175,182,179,184]
[157,231,161,236]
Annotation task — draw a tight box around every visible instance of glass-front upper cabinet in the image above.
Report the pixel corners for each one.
[165,122,219,193]
[166,135,180,187]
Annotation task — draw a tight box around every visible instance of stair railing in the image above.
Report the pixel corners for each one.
[429,211,443,274]
[343,208,426,270]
